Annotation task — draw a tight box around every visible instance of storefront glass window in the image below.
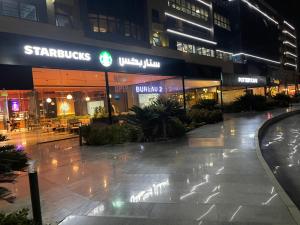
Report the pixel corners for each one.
[184,80,220,108]
[108,73,184,114]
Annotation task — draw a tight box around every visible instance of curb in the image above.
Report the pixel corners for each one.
[256,109,300,225]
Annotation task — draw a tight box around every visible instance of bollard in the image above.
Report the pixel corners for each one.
[79,126,83,146]
[28,160,42,225]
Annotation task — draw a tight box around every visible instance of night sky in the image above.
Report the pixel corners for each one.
[264,0,300,42]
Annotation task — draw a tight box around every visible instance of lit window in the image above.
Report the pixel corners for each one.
[56,14,72,28]
[20,3,37,21]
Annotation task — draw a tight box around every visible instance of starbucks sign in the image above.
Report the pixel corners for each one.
[99,51,113,67]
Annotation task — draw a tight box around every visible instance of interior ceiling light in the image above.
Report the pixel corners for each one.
[167,29,217,45]
[67,94,73,100]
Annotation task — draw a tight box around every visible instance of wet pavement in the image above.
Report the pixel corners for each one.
[0,108,299,225]
[261,113,300,210]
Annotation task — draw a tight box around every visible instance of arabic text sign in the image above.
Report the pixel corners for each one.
[119,57,161,69]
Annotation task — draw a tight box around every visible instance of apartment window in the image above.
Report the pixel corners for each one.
[152,32,162,47]
[1,0,37,21]
[216,51,232,61]
[56,14,72,28]
[177,41,215,57]
[88,14,144,41]
[55,3,73,28]
[168,0,209,21]
[214,13,230,31]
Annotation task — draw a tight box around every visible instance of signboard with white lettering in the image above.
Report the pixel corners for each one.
[135,85,164,93]
[222,74,267,87]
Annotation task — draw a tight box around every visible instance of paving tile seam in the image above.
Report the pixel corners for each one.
[256,109,300,225]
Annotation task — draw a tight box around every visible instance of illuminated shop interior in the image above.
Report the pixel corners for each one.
[0,68,220,131]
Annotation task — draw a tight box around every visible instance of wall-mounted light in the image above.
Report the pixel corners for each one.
[196,0,212,8]
[216,49,233,55]
[166,29,217,45]
[284,62,297,68]
[282,30,296,39]
[67,94,73,100]
[284,20,295,30]
[85,96,90,102]
[284,51,298,58]
[241,0,278,25]
[283,41,297,48]
[233,53,280,64]
[165,12,212,32]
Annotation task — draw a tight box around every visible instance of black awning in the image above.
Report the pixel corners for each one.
[0,64,33,90]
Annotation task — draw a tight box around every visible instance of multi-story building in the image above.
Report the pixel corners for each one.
[0,0,298,130]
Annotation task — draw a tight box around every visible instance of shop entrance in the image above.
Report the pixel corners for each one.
[0,67,221,143]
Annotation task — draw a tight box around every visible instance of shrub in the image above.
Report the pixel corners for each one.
[0,209,33,225]
[273,93,291,107]
[191,99,218,110]
[128,96,186,141]
[82,124,142,145]
[167,118,186,138]
[225,94,268,112]
[189,109,223,124]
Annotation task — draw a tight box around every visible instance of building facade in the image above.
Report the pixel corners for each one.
[0,0,298,130]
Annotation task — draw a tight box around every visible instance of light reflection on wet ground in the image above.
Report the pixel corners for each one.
[0,109,299,225]
[261,114,300,209]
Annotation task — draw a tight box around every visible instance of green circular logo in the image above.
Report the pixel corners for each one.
[99,51,113,67]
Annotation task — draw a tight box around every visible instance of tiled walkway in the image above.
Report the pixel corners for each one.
[0,108,299,225]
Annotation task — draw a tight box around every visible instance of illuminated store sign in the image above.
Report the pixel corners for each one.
[24,45,91,61]
[238,77,258,84]
[135,85,163,93]
[119,57,161,69]
[99,51,113,67]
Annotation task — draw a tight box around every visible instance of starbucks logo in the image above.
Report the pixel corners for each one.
[99,51,113,67]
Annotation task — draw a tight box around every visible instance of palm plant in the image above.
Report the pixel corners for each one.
[128,96,186,140]
[0,141,28,202]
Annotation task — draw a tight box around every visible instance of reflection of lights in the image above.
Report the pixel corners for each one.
[130,180,169,203]
[51,102,55,106]
[67,94,73,100]
[204,192,220,203]
[72,165,79,173]
[85,96,90,101]
[52,159,58,167]
[216,167,224,175]
[262,193,278,205]
[89,187,92,194]
[196,204,215,221]
[103,177,108,188]
[112,199,124,208]
[230,129,235,136]
[88,204,105,216]
[229,205,243,222]
[46,97,52,103]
